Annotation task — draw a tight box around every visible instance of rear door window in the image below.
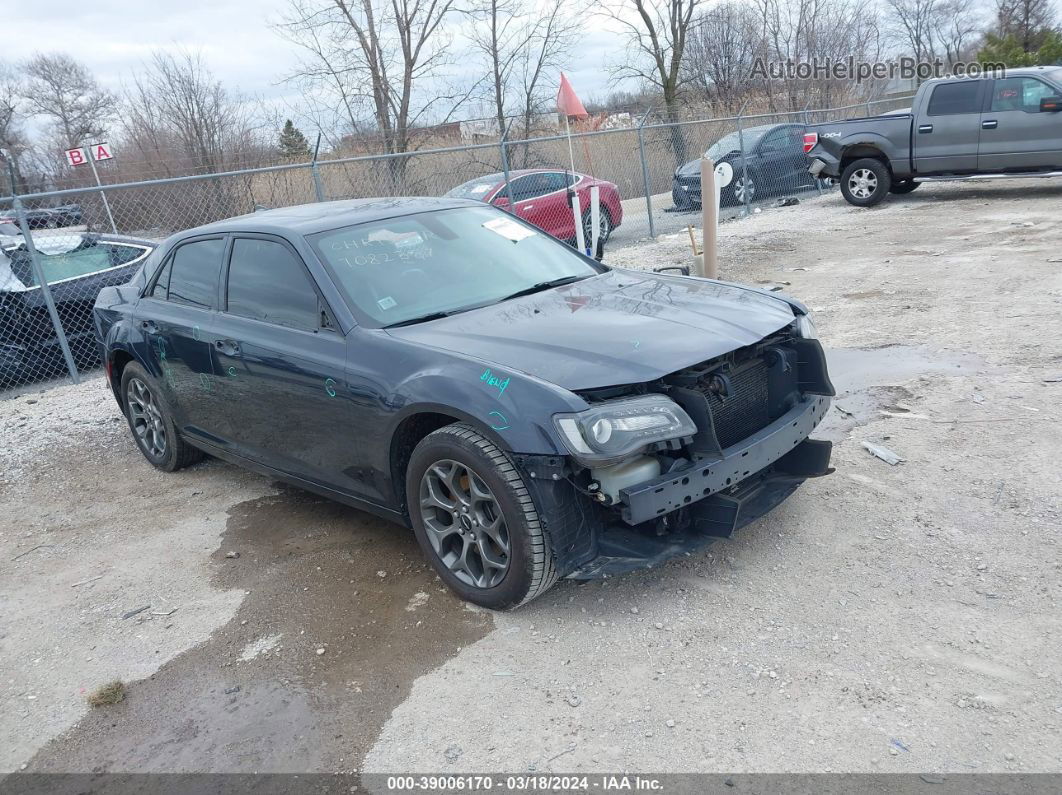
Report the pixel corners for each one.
[166,238,225,309]
[927,81,982,115]
[225,238,321,330]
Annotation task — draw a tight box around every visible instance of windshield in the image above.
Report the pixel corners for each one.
[444,175,502,201]
[705,128,767,159]
[310,205,603,327]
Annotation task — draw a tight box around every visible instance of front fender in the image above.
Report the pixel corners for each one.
[388,362,588,456]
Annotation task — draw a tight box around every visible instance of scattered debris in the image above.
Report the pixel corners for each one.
[151,607,178,617]
[225,551,240,559]
[890,738,910,753]
[316,647,326,656]
[376,570,387,578]
[565,694,582,707]
[444,745,462,763]
[834,404,854,418]
[87,681,125,707]
[121,605,151,620]
[71,574,105,588]
[666,718,677,728]
[1043,375,1062,383]
[775,197,799,207]
[862,441,905,466]
[12,544,52,561]
[224,686,241,695]
[405,591,430,612]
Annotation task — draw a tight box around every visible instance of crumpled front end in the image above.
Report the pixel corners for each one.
[525,323,836,579]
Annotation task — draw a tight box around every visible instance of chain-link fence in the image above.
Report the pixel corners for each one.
[0,93,914,391]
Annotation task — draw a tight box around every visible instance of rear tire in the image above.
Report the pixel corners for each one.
[889,180,920,195]
[581,207,613,248]
[120,362,205,472]
[406,423,558,609]
[840,158,891,207]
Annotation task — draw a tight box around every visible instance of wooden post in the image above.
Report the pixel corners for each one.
[700,155,718,279]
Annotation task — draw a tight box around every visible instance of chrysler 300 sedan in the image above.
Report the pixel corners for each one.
[94,198,835,609]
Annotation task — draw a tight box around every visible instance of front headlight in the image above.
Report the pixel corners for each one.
[795,312,818,340]
[553,395,697,467]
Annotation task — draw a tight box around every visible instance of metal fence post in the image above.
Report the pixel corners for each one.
[499,128,516,210]
[84,145,117,233]
[12,195,80,385]
[637,108,656,239]
[310,133,326,202]
[736,103,751,217]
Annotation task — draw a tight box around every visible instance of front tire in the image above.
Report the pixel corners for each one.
[120,362,205,472]
[407,423,558,609]
[840,158,892,206]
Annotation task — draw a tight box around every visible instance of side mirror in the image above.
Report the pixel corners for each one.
[1040,96,1062,112]
[492,195,510,208]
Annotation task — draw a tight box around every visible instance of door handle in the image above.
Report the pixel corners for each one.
[982,119,998,129]
[214,339,240,356]
[140,320,159,334]
[918,124,933,133]
[522,204,534,211]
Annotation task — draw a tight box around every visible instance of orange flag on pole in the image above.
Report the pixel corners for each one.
[556,73,588,118]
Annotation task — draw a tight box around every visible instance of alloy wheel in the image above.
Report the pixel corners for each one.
[583,210,611,245]
[419,459,510,589]
[127,377,167,459]
[848,168,878,199]
[734,176,756,203]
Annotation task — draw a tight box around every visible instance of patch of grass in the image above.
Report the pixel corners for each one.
[87,680,125,707]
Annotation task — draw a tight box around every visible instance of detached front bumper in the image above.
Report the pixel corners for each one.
[620,394,831,526]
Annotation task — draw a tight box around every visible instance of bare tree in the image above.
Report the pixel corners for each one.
[122,51,261,175]
[683,2,764,114]
[278,0,477,188]
[754,0,884,111]
[993,0,1057,51]
[0,61,29,192]
[885,0,984,72]
[464,0,576,141]
[597,0,703,166]
[21,53,116,149]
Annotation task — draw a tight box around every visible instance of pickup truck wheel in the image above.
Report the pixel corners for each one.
[889,180,920,195]
[840,158,891,207]
[407,423,558,609]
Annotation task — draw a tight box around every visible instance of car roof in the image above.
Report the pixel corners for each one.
[925,66,1062,85]
[178,197,483,238]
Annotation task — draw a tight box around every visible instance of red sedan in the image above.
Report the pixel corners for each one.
[445,169,623,246]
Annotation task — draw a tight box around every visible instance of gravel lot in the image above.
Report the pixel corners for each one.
[2,178,1060,775]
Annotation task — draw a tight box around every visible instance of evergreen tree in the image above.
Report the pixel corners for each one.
[979,30,1062,65]
[279,119,311,159]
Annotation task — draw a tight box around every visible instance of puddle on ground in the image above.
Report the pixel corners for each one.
[819,344,987,442]
[26,486,491,773]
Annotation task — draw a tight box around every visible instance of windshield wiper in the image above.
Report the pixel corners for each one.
[383,310,454,328]
[495,275,590,303]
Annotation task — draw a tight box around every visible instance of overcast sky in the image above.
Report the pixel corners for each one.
[7,0,627,133]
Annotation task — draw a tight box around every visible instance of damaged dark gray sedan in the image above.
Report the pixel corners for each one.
[95,198,834,609]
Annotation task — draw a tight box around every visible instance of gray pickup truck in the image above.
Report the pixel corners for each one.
[805,66,1062,206]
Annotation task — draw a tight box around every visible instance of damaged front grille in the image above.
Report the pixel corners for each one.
[662,331,801,454]
[695,358,771,448]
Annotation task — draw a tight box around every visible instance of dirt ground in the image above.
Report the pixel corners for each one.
[1,178,1060,775]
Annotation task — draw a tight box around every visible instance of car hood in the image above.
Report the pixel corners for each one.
[387,269,796,391]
